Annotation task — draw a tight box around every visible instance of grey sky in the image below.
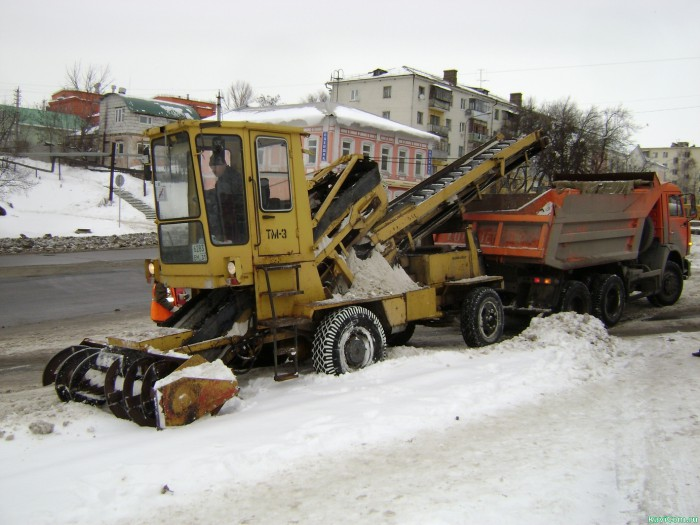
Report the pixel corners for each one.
[2,0,698,147]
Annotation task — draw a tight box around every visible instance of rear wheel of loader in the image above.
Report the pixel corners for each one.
[312,306,386,375]
[460,287,504,347]
[648,261,683,307]
[387,322,416,347]
[591,274,625,327]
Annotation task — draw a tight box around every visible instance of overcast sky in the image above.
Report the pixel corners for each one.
[2,0,698,148]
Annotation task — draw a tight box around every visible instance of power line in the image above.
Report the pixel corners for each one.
[487,56,700,75]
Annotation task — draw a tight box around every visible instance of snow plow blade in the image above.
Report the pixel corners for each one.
[43,340,239,429]
[154,355,239,429]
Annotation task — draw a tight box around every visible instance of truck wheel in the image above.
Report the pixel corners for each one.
[591,274,625,327]
[312,306,386,375]
[648,261,683,307]
[460,287,504,347]
[387,322,416,346]
[556,280,591,315]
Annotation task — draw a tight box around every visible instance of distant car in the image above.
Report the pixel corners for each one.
[0,205,6,216]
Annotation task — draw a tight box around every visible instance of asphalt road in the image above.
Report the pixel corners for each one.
[0,248,156,328]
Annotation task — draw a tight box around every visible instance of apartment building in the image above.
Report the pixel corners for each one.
[329,66,520,169]
[635,142,699,193]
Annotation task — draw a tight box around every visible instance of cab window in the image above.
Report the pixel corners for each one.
[256,137,292,212]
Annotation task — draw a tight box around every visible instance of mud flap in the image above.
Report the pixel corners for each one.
[154,355,239,429]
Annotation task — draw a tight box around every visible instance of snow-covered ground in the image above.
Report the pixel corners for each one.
[1,161,700,524]
[0,160,155,238]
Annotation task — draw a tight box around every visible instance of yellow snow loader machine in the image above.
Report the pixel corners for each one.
[43,120,547,428]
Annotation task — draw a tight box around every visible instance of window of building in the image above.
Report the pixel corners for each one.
[398,148,407,175]
[350,89,359,102]
[415,152,424,178]
[460,98,467,110]
[653,152,658,158]
[306,136,318,165]
[494,109,500,121]
[137,142,148,155]
[115,107,124,123]
[459,122,466,133]
[381,145,392,171]
[458,146,464,157]
[139,115,153,125]
[429,114,440,126]
[382,111,391,120]
[383,86,392,99]
[663,152,668,158]
[362,142,373,159]
[469,98,490,114]
[341,139,353,156]
[418,86,425,99]
[417,111,423,124]
[115,141,124,154]
[446,118,452,131]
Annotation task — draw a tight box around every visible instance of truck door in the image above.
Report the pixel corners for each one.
[252,134,301,256]
[667,193,690,254]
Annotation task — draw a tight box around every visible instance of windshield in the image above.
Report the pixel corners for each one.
[151,132,199,220]
[151,132,207,264]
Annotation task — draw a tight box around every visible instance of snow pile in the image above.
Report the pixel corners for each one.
[155,359,236,388]
[345,247,420,297]
[498,312,619,380]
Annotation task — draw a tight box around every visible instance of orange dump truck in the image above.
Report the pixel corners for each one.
[461,172,696,326]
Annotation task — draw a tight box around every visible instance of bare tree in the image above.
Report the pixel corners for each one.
[256,94,281,107]
[0,161,35,200]
[225,80,255,110]
[65,62,112,93]
[303,90,329,103]
[506,97,637,187]
[0,106,19,151]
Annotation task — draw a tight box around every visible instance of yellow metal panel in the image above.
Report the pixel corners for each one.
[406,288,438,321]
[381,297,407,326]
[403,250,476,285]
[107,329,194,351]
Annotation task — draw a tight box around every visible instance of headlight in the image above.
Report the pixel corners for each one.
[148,261,156,276]
[227,261,236,276]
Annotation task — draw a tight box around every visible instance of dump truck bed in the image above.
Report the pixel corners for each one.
[463,173,663,270]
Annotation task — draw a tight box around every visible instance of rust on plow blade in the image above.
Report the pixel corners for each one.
[43,344,239,429]
[154,355,240,428]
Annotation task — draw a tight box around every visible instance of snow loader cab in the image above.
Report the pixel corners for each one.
[42,120,549,429]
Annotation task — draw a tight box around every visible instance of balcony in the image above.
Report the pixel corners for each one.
[429,124,450,137]
[468,132,489,144]
[429,97,451,111]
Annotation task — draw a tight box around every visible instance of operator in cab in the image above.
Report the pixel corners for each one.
[205,150,246,244]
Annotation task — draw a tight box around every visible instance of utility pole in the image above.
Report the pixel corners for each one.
[13,87,21,148]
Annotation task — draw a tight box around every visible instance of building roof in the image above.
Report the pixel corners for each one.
[0,105,85,130]
[216,102,439,143]
[105,94,200,120]
[339,66,514,106]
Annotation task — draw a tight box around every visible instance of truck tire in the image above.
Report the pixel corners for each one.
[460,287,504,347]
[591,274,625,327]
[648,260,683,307]
[312,306,386,375]
[387,322,416,346]
[556,280,591,315]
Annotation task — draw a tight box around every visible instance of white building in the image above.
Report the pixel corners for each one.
[328,67,521,166]
[633,142,699,193]
[221,102,439,199]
